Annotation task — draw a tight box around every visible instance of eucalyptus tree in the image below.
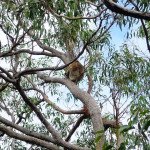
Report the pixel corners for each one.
[0,0,149,150]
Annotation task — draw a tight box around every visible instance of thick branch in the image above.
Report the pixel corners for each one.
[65,115,87,142]
[102,0,150,21]
[0,115,55,143]
[14,82,62,140]
[37,73,104,149]
[0,74,16,83]
[14,81,89,150]
[0,83,8,92]
[0,124,59,150]
[102,118,117,130]
[0,49,58,58]
[0,67,13,79]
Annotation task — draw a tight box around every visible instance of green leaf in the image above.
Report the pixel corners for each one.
[118,143,126,150]
[104,145,113,150]
[143,120,150,131]
[95,130,104,143]
[120,125,135,133]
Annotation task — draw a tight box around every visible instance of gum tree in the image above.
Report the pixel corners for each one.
[0,0,149,150]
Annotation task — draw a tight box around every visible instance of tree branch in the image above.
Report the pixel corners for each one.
[42,0,104,20]
[37,73,104,149]
[0,67,13,79]
[17,19,103,77]
[25,77,84,115]
[128,0,150,53]
[0,115,55,143]
[14,81,90,150]
[14,81,63,141]
[0,124,59,150]
[65,115,87,142]
[0,74,16,83]
[0,48,58,58]
[102,0,150,21]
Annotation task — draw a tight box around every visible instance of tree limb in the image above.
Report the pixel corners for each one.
[102,0,150,21]
[25,78,84,115]
[128,0,150,53]
[0,124,59,150]
[65,115,87,142]
[0,115,55,143]
[37,73,104,149]
[0,74,16,83]
[41,0,104,20]
[0,48,58,58]
[14,81,90,150]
